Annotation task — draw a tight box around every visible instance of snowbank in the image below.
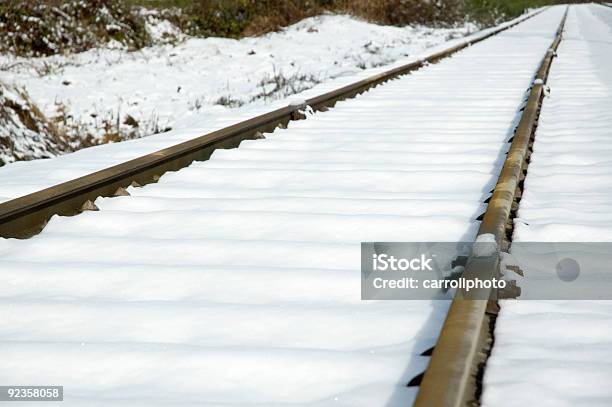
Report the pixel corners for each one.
[0,14,476,147]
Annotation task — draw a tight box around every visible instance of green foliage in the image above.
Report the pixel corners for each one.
[466,0,555,24]
[185,0,253,38]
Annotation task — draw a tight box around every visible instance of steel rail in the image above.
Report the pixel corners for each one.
[413,8,568,407]
[0,10,545,239]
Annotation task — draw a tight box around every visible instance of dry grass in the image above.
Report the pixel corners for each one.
[152,0,470,39]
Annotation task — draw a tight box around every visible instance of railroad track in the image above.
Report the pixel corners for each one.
[0,6,572,407]
[0,8,545,239]
[482,4,612,404]
[413,7,567,407]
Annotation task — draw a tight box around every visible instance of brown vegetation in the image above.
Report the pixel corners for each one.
[0,0,149,56]
[167,0,467,39]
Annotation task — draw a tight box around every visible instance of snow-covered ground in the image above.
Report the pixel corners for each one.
[0,7,567,406]
[0,14,476,156]
[0,11,535,202]
[482,4,612,406]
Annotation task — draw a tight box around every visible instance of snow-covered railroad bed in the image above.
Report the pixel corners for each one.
[0,7,566,407]
[483,4,612,406]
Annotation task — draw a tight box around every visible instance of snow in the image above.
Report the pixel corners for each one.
[0,7,568,406]
[138,8,185,45]
[473,233,498,257]
[0,14,476,146]
[482,4,612,406]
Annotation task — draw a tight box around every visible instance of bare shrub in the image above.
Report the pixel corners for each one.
[0,0,150,57]
[0,81,71,165]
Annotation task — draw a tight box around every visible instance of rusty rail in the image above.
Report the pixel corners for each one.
[0,10,545,239]
[413,8,567,407]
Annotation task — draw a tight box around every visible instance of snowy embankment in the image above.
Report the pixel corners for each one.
[482,4,612,406]
[0,8,567,406]
[0,81,66,161]
[0,14,475,162]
